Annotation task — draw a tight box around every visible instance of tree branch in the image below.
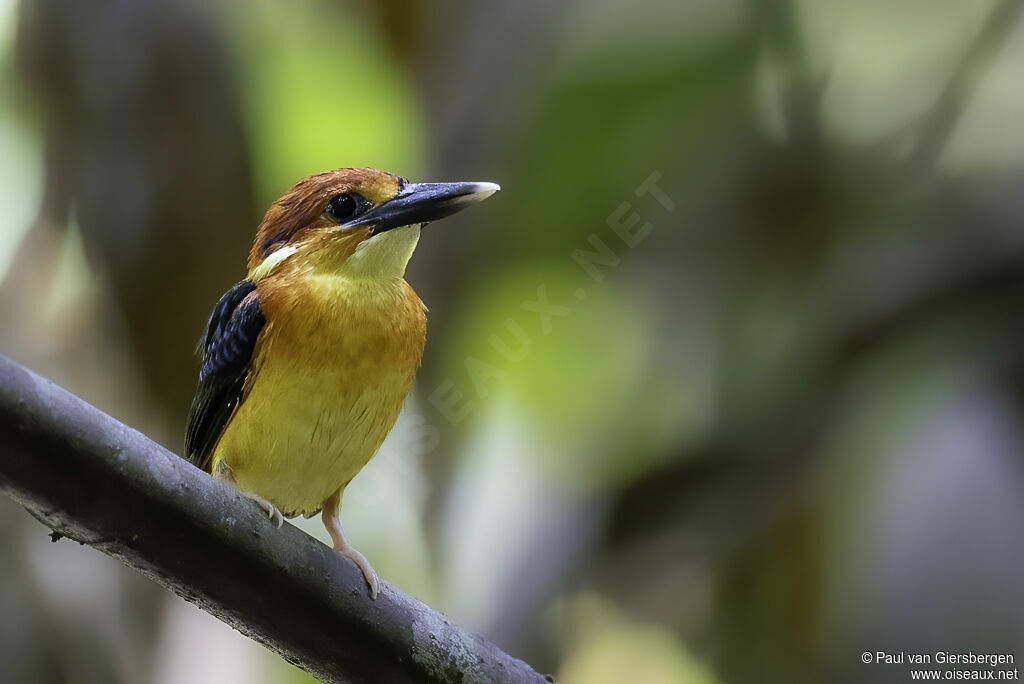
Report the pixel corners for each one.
[906,0,1024,173]
[0,353,550,684]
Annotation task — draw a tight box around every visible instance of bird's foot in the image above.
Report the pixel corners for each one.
[334,541,380,599]
[243,491,284,528]
[322,490,379,599]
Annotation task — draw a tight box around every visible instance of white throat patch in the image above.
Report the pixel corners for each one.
[342,224,421,279]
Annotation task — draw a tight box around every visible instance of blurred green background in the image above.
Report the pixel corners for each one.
[2,0,1024,683]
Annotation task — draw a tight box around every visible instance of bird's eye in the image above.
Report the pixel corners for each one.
[325,193,366,223]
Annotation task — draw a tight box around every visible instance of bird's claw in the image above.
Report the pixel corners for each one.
[334,544,380,599]
[268,506,284,529]
[243,491,284,528]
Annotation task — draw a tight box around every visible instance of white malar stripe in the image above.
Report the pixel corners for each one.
[247,244,298,282]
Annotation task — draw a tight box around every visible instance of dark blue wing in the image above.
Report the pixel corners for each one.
[185,280,266,472]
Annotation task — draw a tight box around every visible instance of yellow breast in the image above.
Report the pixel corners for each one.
[211,270,426,517]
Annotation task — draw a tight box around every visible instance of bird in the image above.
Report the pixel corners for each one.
[184,167,499,598]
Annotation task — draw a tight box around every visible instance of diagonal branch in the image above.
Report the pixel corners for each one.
[0,354,550,684]
[907,0,1024,173]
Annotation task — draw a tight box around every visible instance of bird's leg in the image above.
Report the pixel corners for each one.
[213,461,284,528]
[322,488,379,599]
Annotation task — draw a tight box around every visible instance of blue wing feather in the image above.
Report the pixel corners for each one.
[185,280,265,472]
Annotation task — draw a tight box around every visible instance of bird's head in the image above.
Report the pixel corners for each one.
[247,167,499,281]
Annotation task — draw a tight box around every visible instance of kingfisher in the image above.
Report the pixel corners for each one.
[185,167,499,598]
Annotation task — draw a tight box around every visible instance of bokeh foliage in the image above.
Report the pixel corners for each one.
[2,1,1023,683]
